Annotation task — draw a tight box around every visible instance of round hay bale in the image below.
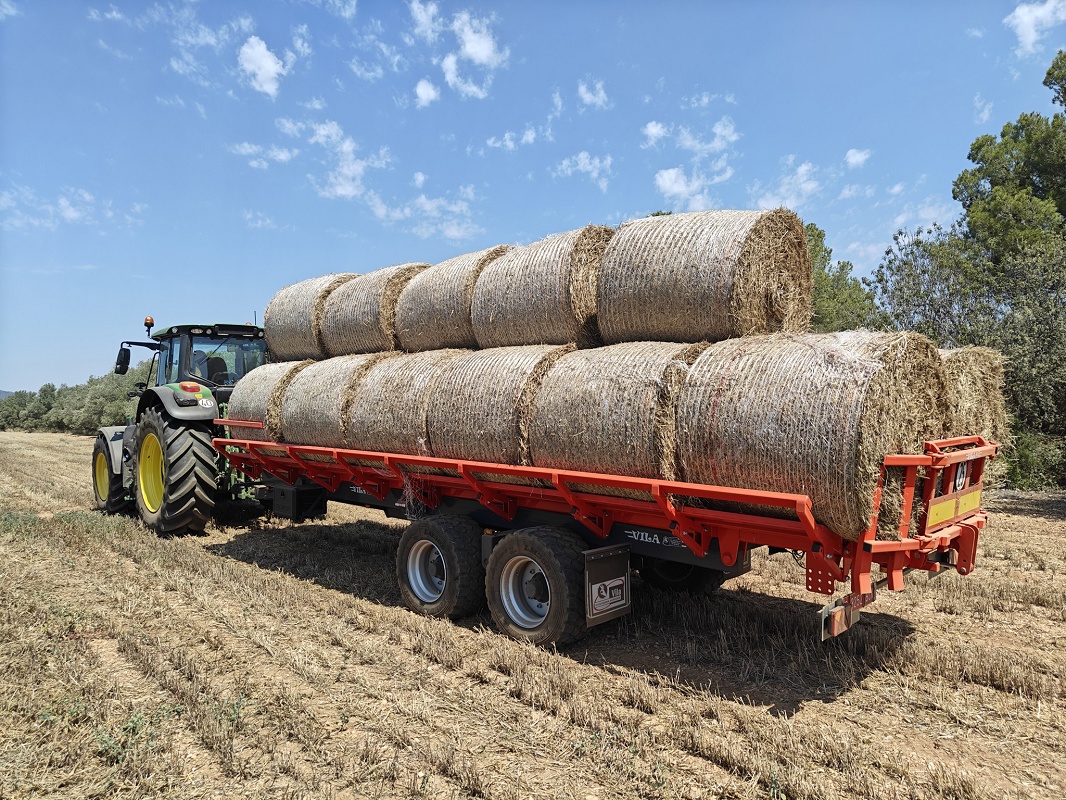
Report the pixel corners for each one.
[471,226,614,349]
[320,263,430,356]
[279,353,397,448]
[227,361,314,442]
[346,349,469,456]
[675,331,948,541]
[426,345,574,466]
[394,245,512,351]
[939,347,1010,443]
[264,273,359,360]
[597,209,812,344]
[528,342,708,491]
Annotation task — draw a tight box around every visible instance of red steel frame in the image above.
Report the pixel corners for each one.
[214,420,995,631]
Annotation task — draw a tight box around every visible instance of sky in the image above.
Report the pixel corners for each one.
[2,0,1066,393]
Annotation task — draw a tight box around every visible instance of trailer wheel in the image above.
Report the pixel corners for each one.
[132,407,217,535]
[397,515,485,619]
[639,557,726,595]
[92,434,130,515]
[486,526,586,646]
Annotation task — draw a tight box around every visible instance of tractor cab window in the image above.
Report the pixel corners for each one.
[187,336,268,387]
[156,340,180,386]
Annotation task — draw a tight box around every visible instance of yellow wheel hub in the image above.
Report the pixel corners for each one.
[138,432,165,513]
[94,450,110,500]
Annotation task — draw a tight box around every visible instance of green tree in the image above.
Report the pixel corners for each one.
[805,222,885,332]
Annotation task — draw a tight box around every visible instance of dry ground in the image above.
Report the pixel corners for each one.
[0,431,1063,800]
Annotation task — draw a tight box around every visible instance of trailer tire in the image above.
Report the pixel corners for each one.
[639,557,726,595]
[132,407,217,535]
[92,434,131,515]
[397,515,485,619]
[486,526,586,647]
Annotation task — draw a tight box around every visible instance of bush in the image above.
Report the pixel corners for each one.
[1002,424,1066,490]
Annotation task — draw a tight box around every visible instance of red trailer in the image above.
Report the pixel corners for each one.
[215,419,995,646]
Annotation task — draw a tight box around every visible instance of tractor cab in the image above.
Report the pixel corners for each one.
[115,317,268,405]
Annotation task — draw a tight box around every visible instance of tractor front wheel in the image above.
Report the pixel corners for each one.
[133,407,217,535]
[92,434,130,515]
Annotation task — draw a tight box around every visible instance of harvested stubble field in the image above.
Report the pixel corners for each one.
[1,432,1064,800]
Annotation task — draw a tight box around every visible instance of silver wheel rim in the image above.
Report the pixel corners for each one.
[499,555,550,629]
[407,540,446,603]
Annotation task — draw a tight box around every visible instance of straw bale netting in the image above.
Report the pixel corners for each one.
[346,350,469,457]
[597,209,812,344]
[675,331,948,541]
[939,347,1010,443]
[394,245,513,351]
[426,345,574,471]
[264,273,358,360]
[227,361,314,442]
[471,226,614,349]
[528,342,708,497]
[320,263,430,356]
[279,353,397,448]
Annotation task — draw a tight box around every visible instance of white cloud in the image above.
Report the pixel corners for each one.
[0,0,18,19]
[276,117,305,137]
[437,10,508,100]
[1004,0,1066,56]
[410,0,444,43]
[967,27,985,37]
[844,148,871,169]
[291,24,312,58]
[554,151,612,192]
[1,185,106,231]
[413,171,427,188]
[267,146,299,162]
[249,158,269,170]
[655,166,710,211]
[229,142,261,156]
[892,196,956,230]
[350,57,384,81]
[838,184,875,200]
[487,131,517,150]
[364,188,483,240]
[302,96,326,110]
[88,5,125,22]
[97,38,131,59]
[244,210,275,229]
[974,92,993,123]
[754,156,820,210]
[684,91,717,108]
[677,117,739,157]
[577,79,609,109]
[452,10,507,67]
[306,120,390,200]
[156,95,185,108]
[415,78,440,107]
[239,36,288,99]
[520,126,536,145]
[641,121,668,149]
[887,182,905,196]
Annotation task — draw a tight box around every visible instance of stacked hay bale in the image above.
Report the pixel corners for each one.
[320,263,429,356]
[279,353,397,448]
[346,350,469,457]
[227,360,314,443]
[674,331,948,540]
[471,226,614,348]
[395,245,512,351]
[528,342,707,496]
[939,347,1010,443]
[597,209,811,344]
[426,345,573,473]
[264,274,358,360]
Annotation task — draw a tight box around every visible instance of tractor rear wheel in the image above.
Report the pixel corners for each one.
[92,434,130,514]
[132,407,217,535]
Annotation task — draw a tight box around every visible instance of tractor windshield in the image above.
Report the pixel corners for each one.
[188,336,268,387]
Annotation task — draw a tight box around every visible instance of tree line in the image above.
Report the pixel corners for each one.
[3,52,1064,486]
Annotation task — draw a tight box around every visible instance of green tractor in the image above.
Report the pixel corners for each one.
[92,317,270,535]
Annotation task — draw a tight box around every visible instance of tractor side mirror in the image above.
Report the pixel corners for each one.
[114,346,131,375]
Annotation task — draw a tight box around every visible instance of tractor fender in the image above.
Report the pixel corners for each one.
[97,426,127,476]
[136,386,219,424]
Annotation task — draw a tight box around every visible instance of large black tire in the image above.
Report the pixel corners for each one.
[485,526,586,647]
[92,434,131,515]
[639,557,726,595]
[396,515,485,618]
[132,406,217,535]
